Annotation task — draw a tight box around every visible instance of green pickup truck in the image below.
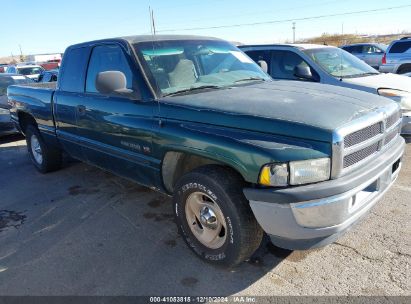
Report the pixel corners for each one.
[7,35,405,267]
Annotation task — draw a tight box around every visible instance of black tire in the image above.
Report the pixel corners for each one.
[397,64,411,74]
[26,125,62,173]
[173,165,263,267]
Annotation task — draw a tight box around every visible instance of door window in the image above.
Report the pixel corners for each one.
[345,46,363,54]
[86,44,134,94]
[362,45,383,54]
[244,50,271,71]
[270,50,317,81]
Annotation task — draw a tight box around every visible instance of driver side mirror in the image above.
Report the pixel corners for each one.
[96,71,130,95]
[257,60,268,73]
[294,65,315,81]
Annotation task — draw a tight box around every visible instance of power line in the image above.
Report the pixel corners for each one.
[157,0,342,29]
[157,4,411,33]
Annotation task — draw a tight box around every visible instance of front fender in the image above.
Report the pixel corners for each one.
[153,121,330,183]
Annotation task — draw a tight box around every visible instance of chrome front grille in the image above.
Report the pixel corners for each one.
[343,142,379,168]
[344,122,382,148]
[332,104,402,178]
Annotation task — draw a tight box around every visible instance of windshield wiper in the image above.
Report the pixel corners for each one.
[163,85,222,97]
[234,77,267,83]
[341,72,379,79]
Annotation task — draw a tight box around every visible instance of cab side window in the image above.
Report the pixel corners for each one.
[59,47,89,93]
[86,44,134,94]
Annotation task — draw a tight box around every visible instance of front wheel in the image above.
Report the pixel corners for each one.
[173,165,263,267]
[26,125,62,173]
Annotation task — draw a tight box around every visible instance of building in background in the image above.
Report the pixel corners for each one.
[26,53,62,63]
[25,53,62,70]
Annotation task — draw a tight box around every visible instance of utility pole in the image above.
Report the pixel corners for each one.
[19,44,24,62]
[292,22,296,43]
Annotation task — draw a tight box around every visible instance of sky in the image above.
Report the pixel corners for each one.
[1,0,411,57]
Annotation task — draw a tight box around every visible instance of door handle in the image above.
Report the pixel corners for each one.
[77,105,86,115]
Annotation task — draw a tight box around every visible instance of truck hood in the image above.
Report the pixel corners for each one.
[342,73,411,92]
[160,80,394,142]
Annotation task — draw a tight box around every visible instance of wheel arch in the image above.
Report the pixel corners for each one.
[161,151,248,194]
[17,111,38,135]
[397,63,411,74]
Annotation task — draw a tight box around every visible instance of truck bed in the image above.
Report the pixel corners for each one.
[7,82,57,136]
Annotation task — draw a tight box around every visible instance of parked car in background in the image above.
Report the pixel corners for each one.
[40,60,60,71]
[379,37,411,74]
[341,43,387,70]
[38,69,58,83]
[0,64,8,73]
[6,64,44,81]
[239,44,411,135]
[0,73,31,135]
[7,35,404,267]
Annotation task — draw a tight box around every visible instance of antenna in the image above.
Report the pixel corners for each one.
[339,45,343,82]
[151,8,156,35]
[149,6,163,126]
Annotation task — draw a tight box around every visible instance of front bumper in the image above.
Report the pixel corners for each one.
[244,136,405,250]
[401,115,411,135]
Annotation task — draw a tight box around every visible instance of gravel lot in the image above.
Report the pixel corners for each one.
[0,134,409,296]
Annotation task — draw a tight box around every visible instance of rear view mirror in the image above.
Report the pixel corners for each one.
[294,65,314,81]
[96,71,130,94]
[258,60,268,73]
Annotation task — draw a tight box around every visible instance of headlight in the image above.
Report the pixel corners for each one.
[378,89,411,111]
[259,158,331,186]
[289,158,331,185]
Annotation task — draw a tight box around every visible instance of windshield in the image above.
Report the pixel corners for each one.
[0,75,30,95]
[134,40,270,95]
[378,44,388,52]
[303,48,378,78]
[17,67,44,75]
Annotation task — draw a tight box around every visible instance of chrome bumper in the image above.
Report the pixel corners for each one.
[245,137,405,250]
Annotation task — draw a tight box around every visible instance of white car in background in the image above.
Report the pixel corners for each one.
[239,44,411,135]
[6,64,44,81]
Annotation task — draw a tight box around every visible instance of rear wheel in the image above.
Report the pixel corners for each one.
[26,125,62,173]
[173,165,263,267]
[397,64,411,74]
